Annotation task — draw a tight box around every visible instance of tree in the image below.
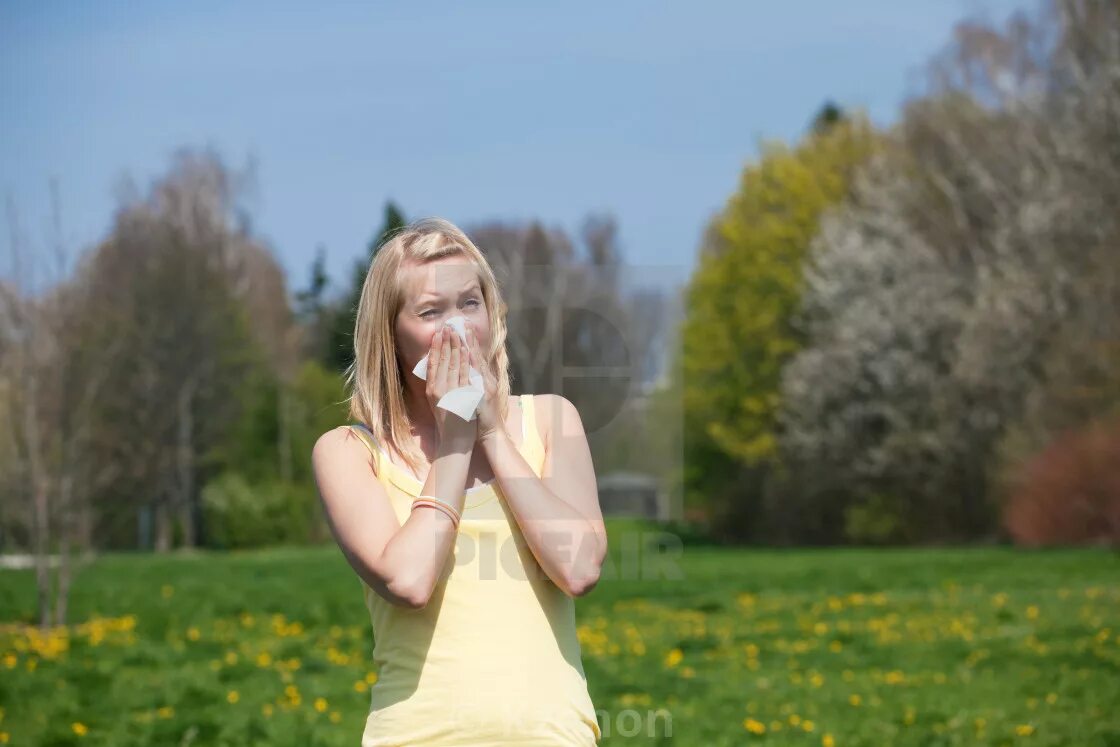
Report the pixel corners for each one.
[679,111,879,539]
[323,201,408,374]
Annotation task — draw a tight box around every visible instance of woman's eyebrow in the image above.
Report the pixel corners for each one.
[417,284,481,303]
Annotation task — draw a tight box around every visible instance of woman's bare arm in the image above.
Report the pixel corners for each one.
[311,425,472,609]
[478,394,608,597]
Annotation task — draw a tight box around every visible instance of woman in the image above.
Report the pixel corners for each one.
[311,217,607,746]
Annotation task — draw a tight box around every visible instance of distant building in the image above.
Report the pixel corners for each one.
[596,471,669,521]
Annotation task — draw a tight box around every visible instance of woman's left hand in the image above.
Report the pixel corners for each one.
[465,322,503,442]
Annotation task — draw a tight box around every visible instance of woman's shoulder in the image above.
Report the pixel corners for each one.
[524,393,580,453]
[312,424,379,471]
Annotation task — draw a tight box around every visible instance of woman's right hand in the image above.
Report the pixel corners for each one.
[426,325,478,450]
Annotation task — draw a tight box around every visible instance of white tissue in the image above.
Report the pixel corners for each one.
[412,315,485,421]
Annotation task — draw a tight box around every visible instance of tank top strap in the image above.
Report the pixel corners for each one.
[520,394,546,472]
[347,422,381,473]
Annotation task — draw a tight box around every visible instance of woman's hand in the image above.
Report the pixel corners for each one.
[464,322,503,443]
[426,325,478,449]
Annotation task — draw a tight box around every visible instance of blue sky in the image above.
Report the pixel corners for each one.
[2,0,1028,298]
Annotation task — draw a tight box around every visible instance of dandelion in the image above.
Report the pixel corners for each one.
[743,718,766,734]
[72,722,88,736]
[227,690,240,704]
[849,694,861,707]
[157,706,174,719]
[823,734,835,747]
[314,697,328,713]
[1016,724,1035,736]
[664,648,683,668]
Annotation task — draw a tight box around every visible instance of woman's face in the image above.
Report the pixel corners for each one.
[395,256,490,378]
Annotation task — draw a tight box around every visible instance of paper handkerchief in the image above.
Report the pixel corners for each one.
[412,315,485,421]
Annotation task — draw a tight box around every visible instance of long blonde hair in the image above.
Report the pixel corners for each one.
[344,217,513,476]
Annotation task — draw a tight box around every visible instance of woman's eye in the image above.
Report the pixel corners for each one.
[423,299,477,318]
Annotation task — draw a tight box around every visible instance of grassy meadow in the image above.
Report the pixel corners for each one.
[1,518,1118,746]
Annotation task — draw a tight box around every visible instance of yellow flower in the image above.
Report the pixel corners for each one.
[0,731,8,743]
[803,719,816,732]
[256,652,272,667]
[72,722,89,736]
[157,706,174,719]
[743,718,766,734]
[849,694,862,706]
[186,627,200,641]
[262,704,274,717]
[664,648,683,668]
[1026,605,1039,620]
[329,710,342,723]
[1016,724,1035,736]
[227,690,240,704]
[314,697,328,713]
[823,735,836,747]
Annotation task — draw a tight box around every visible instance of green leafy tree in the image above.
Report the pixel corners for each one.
[324,202,408,373]
[680,107,878,538]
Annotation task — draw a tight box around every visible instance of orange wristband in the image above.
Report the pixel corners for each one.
[411,498,461,529]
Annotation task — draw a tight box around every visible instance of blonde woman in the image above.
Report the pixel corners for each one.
[312,217,607,746]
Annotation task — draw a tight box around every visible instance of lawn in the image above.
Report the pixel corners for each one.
[1,518,1117,746]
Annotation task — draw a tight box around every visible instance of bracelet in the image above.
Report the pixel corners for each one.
[411,495,461,529]
[416,494,460,517]
[412,500,460,529]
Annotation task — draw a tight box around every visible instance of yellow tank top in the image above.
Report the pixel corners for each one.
[347,394,602,746]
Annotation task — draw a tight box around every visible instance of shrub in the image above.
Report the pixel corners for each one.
[201,472,325,549]
[1002,418,1120,547]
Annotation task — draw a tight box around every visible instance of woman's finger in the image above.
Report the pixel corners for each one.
[459,336,469,387]
[428,325,442,371]
[434,326,451,389]
[448,334,461,392]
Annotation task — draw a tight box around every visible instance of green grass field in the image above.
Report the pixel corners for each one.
[1,519,1118,746]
